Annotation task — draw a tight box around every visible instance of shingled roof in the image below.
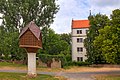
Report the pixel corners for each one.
[19,21,41,40]
[72,20,90,29]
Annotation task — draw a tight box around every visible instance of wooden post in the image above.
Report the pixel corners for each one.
[27,53,37,77]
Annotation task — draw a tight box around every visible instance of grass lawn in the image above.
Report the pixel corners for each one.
[0,62,64,72]
[0,61,26,67]
[95,75,120,80]
[0,72,60,80]
[0,61,27,71]
[0,62,67,80]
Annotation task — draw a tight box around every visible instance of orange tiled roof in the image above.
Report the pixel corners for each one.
[72,20,90,28]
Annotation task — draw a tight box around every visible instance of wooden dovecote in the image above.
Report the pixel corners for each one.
[19,21,42,53]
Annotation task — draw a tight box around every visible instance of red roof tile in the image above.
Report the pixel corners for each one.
[72,20,90,28]
[19,21,41,40]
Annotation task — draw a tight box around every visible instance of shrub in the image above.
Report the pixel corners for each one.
[65,54,72,62]
[66,61,91,66]
[38,54,67,68]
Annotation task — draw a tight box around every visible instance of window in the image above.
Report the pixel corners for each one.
[77,38,83,43]
[77,57,83,61]
[77,30,82,34]
[86,30,89,34]
[77,47,83,52]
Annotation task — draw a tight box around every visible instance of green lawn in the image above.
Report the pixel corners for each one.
[0,72,59,80]
[0,62,64,72]
[0,61,26,67]
[95,75,120,80]
[0,62,67,80]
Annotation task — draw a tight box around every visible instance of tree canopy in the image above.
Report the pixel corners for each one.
[84,14,109,64]
[39,28,71,55]
[85,9,120,64]
[93,9,120,64]
[0,0,59,60]
[0,0,59,29]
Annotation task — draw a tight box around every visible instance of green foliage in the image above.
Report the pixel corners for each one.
[111,9,120,27]
[0,0,71,62]
[37,27,72,67]
[60,33,71,45]
[93,26,118,64]
[84,13,109,64]
[0,0,59,28]
[93,9,120,64]
[66,61,91,66]
[0,72,59,80]
[0,62,26,67]
[64,54,72,62]
[89,9,120,64]
[0,0,59,60]
[38,28,71,55]
[38,54,67,67]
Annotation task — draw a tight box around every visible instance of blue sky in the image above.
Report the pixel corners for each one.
[51,0,120,34]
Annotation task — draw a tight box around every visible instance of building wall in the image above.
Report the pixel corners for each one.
[72,28,89,61]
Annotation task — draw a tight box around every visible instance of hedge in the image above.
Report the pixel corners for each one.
[38,54,67,67]
[66,61,91,66]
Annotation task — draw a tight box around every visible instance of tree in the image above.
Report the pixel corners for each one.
[0,0,59,60]
[0,0,59,29]
[92,9,120,64]
[38,28,70,55]
[110,9,120,64]
[93,9,120,64]
[93,26,119,64]
[60,33,71,45]
[84,14,109,64]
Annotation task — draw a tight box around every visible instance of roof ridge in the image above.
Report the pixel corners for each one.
[19,21,41,40]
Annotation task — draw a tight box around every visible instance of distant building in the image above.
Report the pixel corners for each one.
[71,19,90,61]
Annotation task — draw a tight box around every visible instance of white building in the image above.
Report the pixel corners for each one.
[71,19,90,62]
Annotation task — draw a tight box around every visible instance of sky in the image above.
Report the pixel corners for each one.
[51,0,120,34]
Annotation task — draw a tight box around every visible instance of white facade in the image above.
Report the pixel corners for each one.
[72,28,89,62]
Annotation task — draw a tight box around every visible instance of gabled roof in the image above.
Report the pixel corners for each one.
[19,21,41,40]
[72,19,90,29]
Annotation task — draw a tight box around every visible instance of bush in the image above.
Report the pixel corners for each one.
[65,54,72,62]
[66,61,91,66]
[38,54,67,68]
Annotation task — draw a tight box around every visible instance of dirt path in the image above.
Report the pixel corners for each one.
[0,69,95,80]
[61,71,120,80]
[1,69,120,80]
[1,67,120,80]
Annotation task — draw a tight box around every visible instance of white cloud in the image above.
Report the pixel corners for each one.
[90,0,120,16]
[51,0,120,34]
[51,0,90,34]
[91,0,120,7]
